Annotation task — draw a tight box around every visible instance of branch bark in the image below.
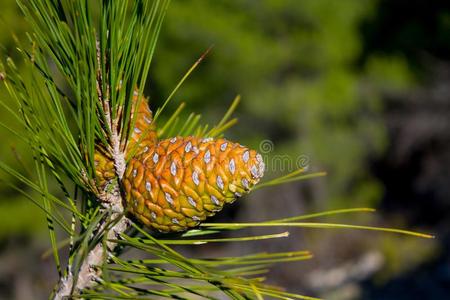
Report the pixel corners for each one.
[53,186,131,300]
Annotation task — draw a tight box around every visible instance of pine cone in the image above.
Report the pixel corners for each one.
[94,151,115,188]
[94,90,265,232]
[127,91,158,155]
[122,136,265,232]
[94,92,157,189]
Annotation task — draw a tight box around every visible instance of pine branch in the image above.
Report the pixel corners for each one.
[1,1,170,298]
[54,197,130,299]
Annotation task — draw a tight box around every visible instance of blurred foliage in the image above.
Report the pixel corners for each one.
[377,234,437,283]
[148,0,415,211]
[360,0,450,71]
[0,0,46,238]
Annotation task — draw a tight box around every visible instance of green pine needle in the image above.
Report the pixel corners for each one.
[200,222,434,239]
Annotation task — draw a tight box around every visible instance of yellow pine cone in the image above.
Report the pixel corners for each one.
[127,91,158,156]
[94,92,156,189]
[94,90,266,232]
[94,151,115,188]
[122,136,265,232]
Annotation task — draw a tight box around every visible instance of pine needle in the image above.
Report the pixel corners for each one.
[200,222,434,239]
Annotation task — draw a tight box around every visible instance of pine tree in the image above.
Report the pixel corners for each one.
[0,1,432,299]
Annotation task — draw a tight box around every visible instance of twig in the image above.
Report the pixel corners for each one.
[53,178,130,299]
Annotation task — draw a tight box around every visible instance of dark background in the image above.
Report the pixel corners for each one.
[0,0,449,299]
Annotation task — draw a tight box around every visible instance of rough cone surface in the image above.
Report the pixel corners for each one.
[95,91,265,232]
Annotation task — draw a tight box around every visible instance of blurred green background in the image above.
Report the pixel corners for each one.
[1,0,449,299]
